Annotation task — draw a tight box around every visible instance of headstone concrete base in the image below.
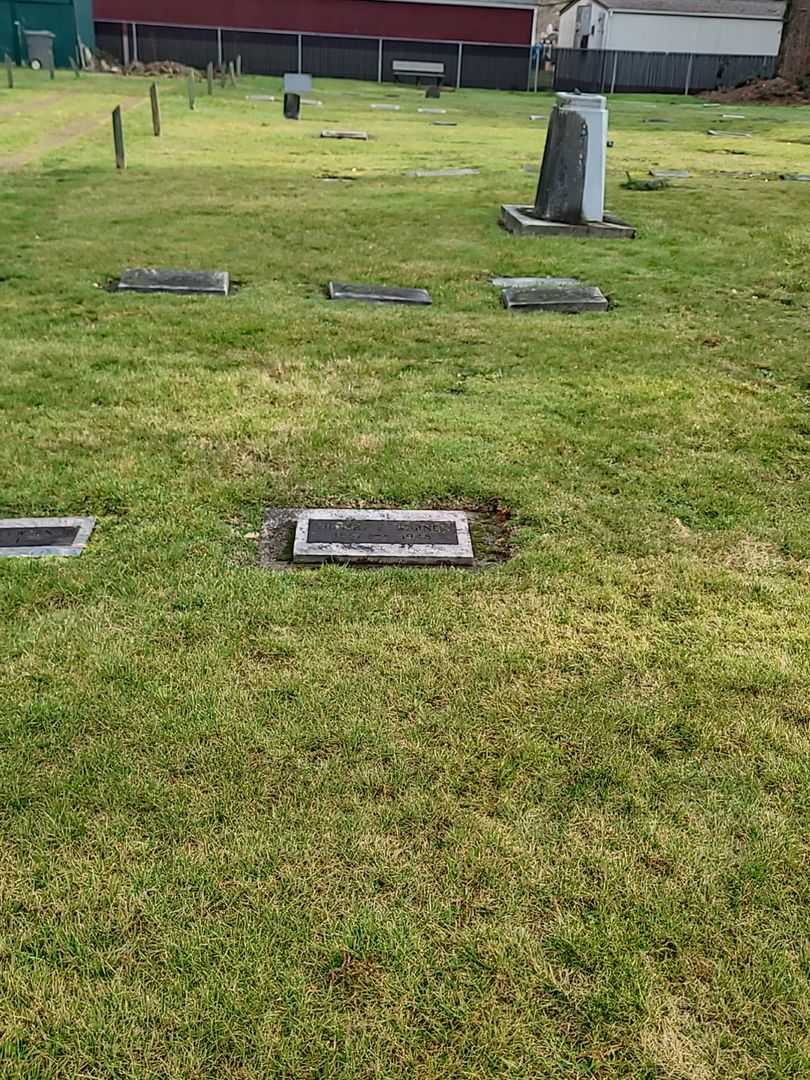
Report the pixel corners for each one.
[499,204,635,239]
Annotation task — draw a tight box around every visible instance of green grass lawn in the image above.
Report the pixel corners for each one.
[1,68,810,1078]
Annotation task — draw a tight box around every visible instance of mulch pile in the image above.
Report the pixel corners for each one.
[702,77,810,105]
[95,55,200,78]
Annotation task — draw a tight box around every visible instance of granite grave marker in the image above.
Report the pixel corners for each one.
[292,509,474,566]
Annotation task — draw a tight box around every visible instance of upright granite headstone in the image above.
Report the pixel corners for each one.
[500,92,634,239]
[284,92,301,120]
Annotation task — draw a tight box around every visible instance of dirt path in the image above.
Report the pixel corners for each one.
[0,96,144,172]
[0,92,72,119]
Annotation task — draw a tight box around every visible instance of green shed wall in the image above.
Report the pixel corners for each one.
[0,0,94,66]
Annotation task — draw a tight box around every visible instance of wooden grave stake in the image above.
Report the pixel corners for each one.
[228,60,236,86]
[150,82,161,136]
[69,56,80,78]
[236,54,242,79]
[187,75,195,110]
[112,106,125,169]
[5,53,13,89]
[207,61,213,95]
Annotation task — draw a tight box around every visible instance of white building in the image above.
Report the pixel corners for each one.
[557,0,785,56]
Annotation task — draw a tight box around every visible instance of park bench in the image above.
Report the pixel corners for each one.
[391,59,445,86]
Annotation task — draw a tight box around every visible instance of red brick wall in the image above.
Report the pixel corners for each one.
[93,0,534,46]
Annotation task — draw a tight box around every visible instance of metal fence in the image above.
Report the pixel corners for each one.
[552,48,777,94]
[95,21,530,91]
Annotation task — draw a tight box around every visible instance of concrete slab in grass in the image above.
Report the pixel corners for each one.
[491,275,580,289]
[321,130,368,140]
[327,281,431,305]
[116,269,230,295]
[293,509,474,567]
[501,284,608,314]
[650,168,690,178]
[407,167,479,177]
[0,516,95,558]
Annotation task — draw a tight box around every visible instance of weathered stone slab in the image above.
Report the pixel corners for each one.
[501,284,608,314]
[302,99,323,106]
[643,117,673,123]
[534,108,588,224]
[371,103,400,110]
[418,107,447,114]
[649,168,690,178]
[407,167,479,177]
[292,509,474,566]
[722,113,746,119]
[321,130,368,140]
[781,173,810,181]
[0,516,95,558]
[491,275,579,289]
[116,269,229,295]
[432,121,457,127]
[327,281,431,305]
[708,130,752,138]
[246,94,276,101]
[529,114,545,121]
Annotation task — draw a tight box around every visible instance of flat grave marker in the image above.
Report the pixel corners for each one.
[0,517,95,559]
[708,130,752,138]
[407,167,479,177]
[501,283,608,314]
[781,173,810,181]
[432,121,457,126]
[529,114,545,121]
[491,275,579,288]
[321,130,368,140]
[116,268,230,296]
[327,281,431,305]
[418,107,447,114]
[371,103,400,110]
[649,168,690,178]
[722,113,746,119]
[292,509,474,567]
[247,94,276,101]
[302,98,323,106]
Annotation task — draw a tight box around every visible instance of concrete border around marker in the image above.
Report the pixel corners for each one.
[0,516,96,559]
[292,509,474,566]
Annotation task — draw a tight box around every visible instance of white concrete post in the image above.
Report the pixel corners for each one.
[557,92,607,223]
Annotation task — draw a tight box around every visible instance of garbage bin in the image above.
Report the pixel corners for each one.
[24,31,55,71]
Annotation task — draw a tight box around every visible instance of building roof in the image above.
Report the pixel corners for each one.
[561,0,784,17]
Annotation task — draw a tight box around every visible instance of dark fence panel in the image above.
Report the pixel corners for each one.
[462,44,529,90]
[222,30,297,75]
[690,52,776,90]
[93,21,533,89]
[136,25,217,68]
[95,20,124,63]
[382,38,459,85]
[303,35,378,80]
[553,48,777,94]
